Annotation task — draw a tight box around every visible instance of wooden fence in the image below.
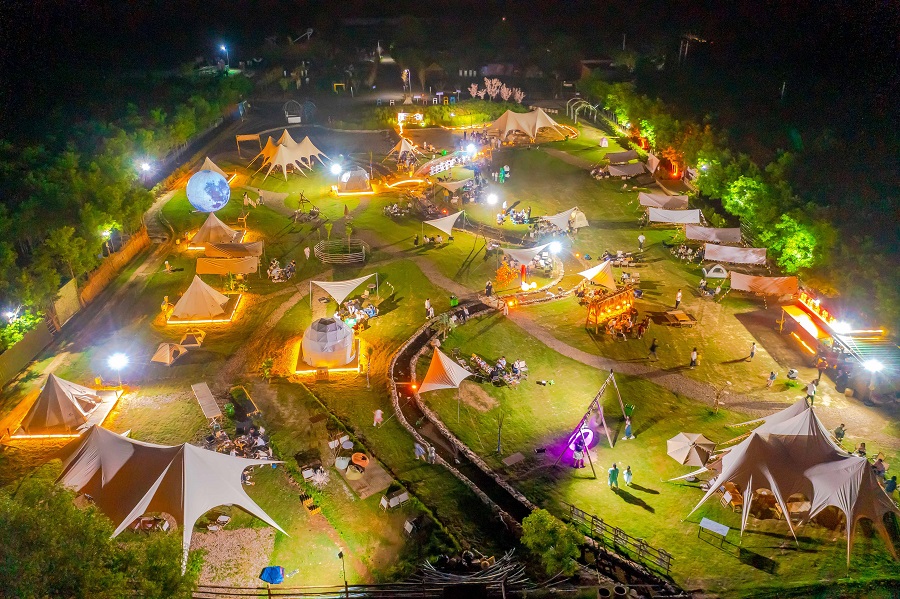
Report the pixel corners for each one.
[0,324,54,389]
[79,227,150,305]
[564,502,674,575]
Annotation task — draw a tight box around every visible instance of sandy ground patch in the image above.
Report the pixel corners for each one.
[191,527,276,586]
[459,381,499,412]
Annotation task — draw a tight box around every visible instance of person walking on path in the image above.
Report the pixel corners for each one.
[816,357,828,382]
[767,371,777,388]
[638,233,646,251]
[623,416,635,440]
[834,423,846,444]
[623,466,633,486]
[648,338,659,361]
[748,342,756,361]
[805,380,818,405]
[426,305,435,319]
[690,347,698,369]
[373,409,383,427]
[414,442,426,460]
[608,463,620,489]
[675,289,683,309]
[426,445,437,464]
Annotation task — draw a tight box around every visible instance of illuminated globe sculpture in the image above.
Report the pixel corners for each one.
[186,170,231,212]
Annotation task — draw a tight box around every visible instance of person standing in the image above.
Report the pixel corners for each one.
[690,347,698,369]
[424,298,431,316]
[638,233,646,251]
[426,445,437,464]
[572,441,584,469]
[373,409,383,427]
[675,289,683,309]
[805,380,818,405]
[304,246,311,260]
[414,234,419,247]
[748,342,757,361]
[623,416,635,440]
[426,305,435,319]
[608,463,620,489]
[485,281,493,297]
[414,442,426,461]
[816,357,828,382]
[501,300,509,316]
[834,423,846,444]
[766,371,777,388]
[648,338,659,361]
[623,466,633,487]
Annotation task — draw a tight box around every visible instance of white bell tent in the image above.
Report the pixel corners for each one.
[190,213,239,248]
[578,261,616,291]
[171,276,230,320]
[151,343,188,366]
[21,374,101,434]
[424,211,464,237]
[310,274,377,307]
[200,157,228,178]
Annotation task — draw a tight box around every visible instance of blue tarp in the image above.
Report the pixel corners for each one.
[260,566,285,584]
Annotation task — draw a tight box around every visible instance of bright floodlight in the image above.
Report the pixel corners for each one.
[831,320,851,334]
[220,45,226,51]
[330,163,343,175]
[140,162,150,172]
[864,359,884,373]
[549,241,562,254]
[466,143,476,154]
[4,311,16,320]
[487,193,498,205]
[108,353,129,370]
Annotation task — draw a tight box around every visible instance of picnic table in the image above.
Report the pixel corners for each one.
[191,382,223,422]
[665,310,696,328]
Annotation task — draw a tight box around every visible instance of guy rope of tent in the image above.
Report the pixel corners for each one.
[423,211,464,237]
[57,426,287,570]
[310,273,378,308]
[417,348,474,422]
[578,261,616,291]
[502,243,550,265]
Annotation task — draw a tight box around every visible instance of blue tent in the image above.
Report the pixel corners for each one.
[260,566,285,585]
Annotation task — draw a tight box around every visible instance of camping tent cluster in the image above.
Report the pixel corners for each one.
[58,426,285,564]
[486,108,567,141]
[687,400,899,566]
[250,129,329,180]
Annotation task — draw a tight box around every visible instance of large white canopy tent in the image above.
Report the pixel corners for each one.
[190,213,239,248]
[277,129,299,147]
[685,225,742,244]
[21,374,101,434]
[196,256,259,276]
[171,276,230,320]
[686,400,899,566]
[543,207,589,231]
[204,241,264,258]
[606,150,640,164]
[301,317,357,368]
[295,136,329,167]
[486,108,567,140]
[578,261,616,291]
[418,348,474,394]
[310,274,377,307]
[703,243,767,265]
[730,273,798,296]
[200,157,228,179]
[648,208,701,224]
[608,163,646,178]
[502,243,550,265]
[424,211,464,237]
[249,137,279,167]
[58,426,286,566]
[261,144,308,180]
[386,138,426,161]
[435,179,472,194]
[638,193,689,210]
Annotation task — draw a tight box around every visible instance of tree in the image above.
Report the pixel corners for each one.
[484,77,502,101]
[44,226,93,280]
[468,83,479,99]
[0,473,199,598]
[520,509,583,576]
[499,84,512,102]
[513,88,525,104]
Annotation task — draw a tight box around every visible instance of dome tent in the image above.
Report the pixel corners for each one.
[301,317,356,368]
[338,167,371,193]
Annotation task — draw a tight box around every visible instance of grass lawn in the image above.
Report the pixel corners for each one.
[420,313,900,596]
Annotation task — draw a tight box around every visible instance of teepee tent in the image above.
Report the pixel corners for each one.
[21,374,101,434]
[301,317,357,368]
[387,138,425,160]
[578,261,616,291]
[57,426,286,566]
[502,243,550,264]
[179,329,206,348]
[418,348,474,394]
[151,343,188,366]
[277,129,299,147]
[262,144,307,180]
[338,167,371,192]
[312,274,375,306]
[200,157,228,178]
[191,213,238,248]
[424,211,464,236]
[171,276,230,320]
[295,136,329,168]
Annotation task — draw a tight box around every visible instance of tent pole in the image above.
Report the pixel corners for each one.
[376,273,379,300]
[610,369,627,419]
[583,431,598,479]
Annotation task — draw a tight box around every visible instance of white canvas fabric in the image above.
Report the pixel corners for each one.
[151,343,188,366]
[685,225,742,244]
[648,208,701,224]
[570,208,589,229]
[544,208,577,231]
[730,273,798,296]
[638,193,689,210]
[388,138,425,158]
[487,108,566,139]
[606,150,639,164]
[608,163,646,177]
[338,168,371,192]
[578,261,616,291]
[418,348,474,394]
[704,244,767,265]
[57,426,286,566]
[295,136,329,167]
[312,274,375,305]
[276,129,298,147]
[171,276,230,320]
[21,374,101,433]
[647,153,660,174]
[705,264,729,279]
[196,257,259,275]
[302,317,356,367]
[263,144,307,180]
[502,243,550,264]
[200,157,228,178]
[204,241,264,258]
[191,213,238,247]
[249,137,279,167]
[179,330,205,348]
[667,432,716,466]
[424,211,464,236]
[435,179,471,193]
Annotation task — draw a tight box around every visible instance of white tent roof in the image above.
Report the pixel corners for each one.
[424,211,464,236]
[730,273,798,296]
[21,374,100,434]
[277,129,298,147]
[648,208,701,224]
[388,138,425,158]
[249,137,279,167]
[647,153,660,174]
[578,261,616,291]
[638,193,688,210]
[196,256,259,276]
[606,150,640,164]
[685,225,742,244]
[204,241,264,258]
[191,213,238,247]
[312,274,374,306]
[58,426,286,565]
[544,207,577,231]
[704,243,767,265]
[608,163,646,177]
[295,136,329,167]
[502,243,550,264]
[263,144,307,181]
[418,348,474,394]
[171,276,230,320]
[302,317,356,368]
[435,179,472,193]
[200,157,228,178]
[487,108,566,139]
[151,343,188,366]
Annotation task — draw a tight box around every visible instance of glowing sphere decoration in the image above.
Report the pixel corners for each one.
[186,170,231,212]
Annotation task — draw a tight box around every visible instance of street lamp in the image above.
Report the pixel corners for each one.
[220,45,229,69]
[108,353,129,387]
[337,550,349,598]
[487,193,498,206]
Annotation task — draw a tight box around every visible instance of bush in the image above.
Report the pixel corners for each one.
[521,509,583,577]
[0,310,43,354]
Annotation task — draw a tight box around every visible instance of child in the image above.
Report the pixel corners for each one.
[623,466,633,486]
[766,371,777,388]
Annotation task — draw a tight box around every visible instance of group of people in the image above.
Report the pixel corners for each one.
[490,164,511,184]
[671,244,704,263]
[496,205,531,226]
[267,259,296,282]
[384,202,413,218]
[413,234,446,247]
[698,278,723,298]
[604,311,650,340]
[340,299,378,328]
[242,191,264,208]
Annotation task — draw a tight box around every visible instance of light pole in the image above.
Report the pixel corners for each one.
[108,353,129,387]
[220,45,229,70]
[337,550,349,598]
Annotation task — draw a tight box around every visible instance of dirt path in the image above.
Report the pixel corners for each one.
[543,147,594,170]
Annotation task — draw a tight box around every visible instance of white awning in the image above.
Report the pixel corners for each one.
[435,179,471,193]
[544,208,576,231]
[730,273,798,295]
[704,244,767,265]
[638,192,688,210]
[418,348,474,394]
[647,153,660,174]
[196,257,259,275]
[312,274,375,305]
[578,261,616,291]
[606,150,639,164]
[685,225,742,244]
[502,243,550,264]
[648,208,701,224]
[608,163,646,177]
[424,211,464,236]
